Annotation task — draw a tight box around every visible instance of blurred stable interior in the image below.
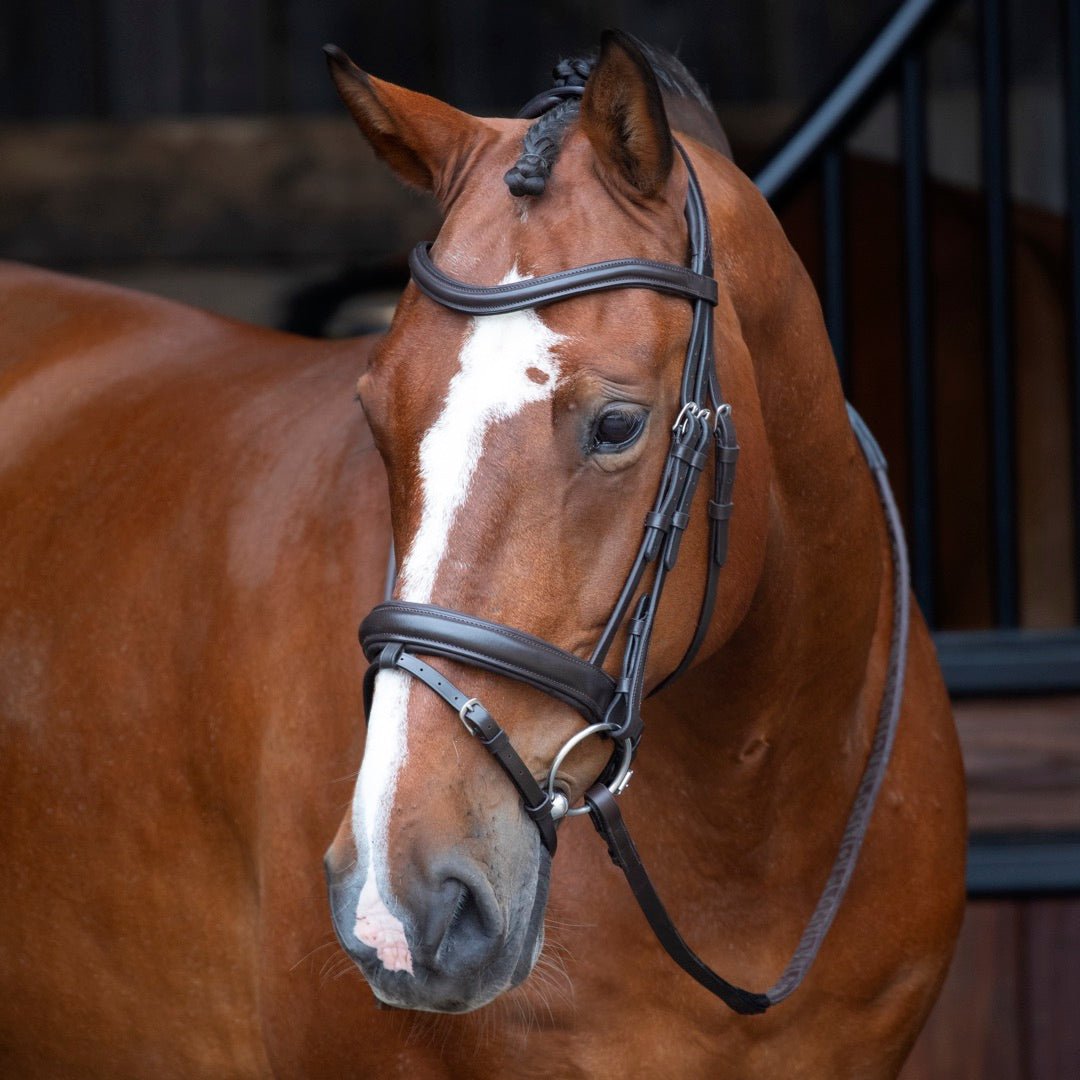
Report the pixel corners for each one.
[2,1,1078,1076]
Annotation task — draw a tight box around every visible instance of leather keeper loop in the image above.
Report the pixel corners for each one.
[608,710,643,744]
[523,793,553,821]
[377,642,404,669]
[479,725,507,752]
[708,500,733,520]
[672,443,709,471]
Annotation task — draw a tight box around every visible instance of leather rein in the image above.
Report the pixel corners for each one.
[358,88,910,1015]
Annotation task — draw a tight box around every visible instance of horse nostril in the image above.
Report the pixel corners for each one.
[424,867,503,975]
[419,877,465,955]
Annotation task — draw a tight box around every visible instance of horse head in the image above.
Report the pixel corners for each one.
[322,31,773,1013]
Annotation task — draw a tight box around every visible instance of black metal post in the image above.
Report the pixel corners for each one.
[754,0,960,203]
[901,51,936,623]
[1066,0,1080,623]
[979,0,1018,627]
[822,147,849,392]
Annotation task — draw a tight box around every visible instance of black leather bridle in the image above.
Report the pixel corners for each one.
[357,85,910,1015]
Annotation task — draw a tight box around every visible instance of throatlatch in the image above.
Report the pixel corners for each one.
[358,73,910,1015]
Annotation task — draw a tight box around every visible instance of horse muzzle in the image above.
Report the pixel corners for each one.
[324,848,550,1012]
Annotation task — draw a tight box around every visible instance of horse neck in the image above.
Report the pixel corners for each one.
[654,220,887,858]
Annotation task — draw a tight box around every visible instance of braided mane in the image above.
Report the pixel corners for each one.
[504,40,722,198]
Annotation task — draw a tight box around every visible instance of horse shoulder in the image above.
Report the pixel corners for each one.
[0,263,390,1076]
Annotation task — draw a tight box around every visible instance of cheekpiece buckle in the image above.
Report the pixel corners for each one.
[672,401,711,439]
[458,697,482,735]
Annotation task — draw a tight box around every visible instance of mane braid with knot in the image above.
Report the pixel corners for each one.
[504,41,718,199]
[504,57,594,197]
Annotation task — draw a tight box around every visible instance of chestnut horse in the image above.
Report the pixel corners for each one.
[0,32,965,1078]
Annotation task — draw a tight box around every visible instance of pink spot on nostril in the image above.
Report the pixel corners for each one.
[354,876,414,975]
[525,366,549,385]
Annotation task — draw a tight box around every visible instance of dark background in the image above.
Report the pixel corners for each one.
[0,1,895,120]
[0,0,1064,328]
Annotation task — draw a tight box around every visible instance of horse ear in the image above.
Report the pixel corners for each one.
[324,45,483,197]
[579,30,674,198]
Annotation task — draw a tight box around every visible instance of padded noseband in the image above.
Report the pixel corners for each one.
[361,602,617,725]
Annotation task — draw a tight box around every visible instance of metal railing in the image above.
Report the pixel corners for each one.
[753,0,1080,700]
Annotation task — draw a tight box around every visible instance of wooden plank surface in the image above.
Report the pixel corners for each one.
[1023,898,1080,1078]
[901,901,1024,1080]
[0,118,439,264]
[955,696,1080,832]
[902,897,1080,1079]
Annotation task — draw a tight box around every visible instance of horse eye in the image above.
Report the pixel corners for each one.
[590,407,647,454]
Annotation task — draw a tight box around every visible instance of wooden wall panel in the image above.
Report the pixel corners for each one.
[956,697,1080,832]
[1022,898,1080,1078]
[186,0,270,114]
[901,897,1080,1079]
[901,902,1023,1080]
[99,0,187,118]
[0,0,905,123]
[0,118,439,265]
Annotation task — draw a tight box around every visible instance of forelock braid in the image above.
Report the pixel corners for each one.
[504,56,595,198]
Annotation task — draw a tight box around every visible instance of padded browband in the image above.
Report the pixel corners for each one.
[408,243,718,316]
[360,601,617,725]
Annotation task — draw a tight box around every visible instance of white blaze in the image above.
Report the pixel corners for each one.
[351,269,564,972]
[354,874,414,973]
